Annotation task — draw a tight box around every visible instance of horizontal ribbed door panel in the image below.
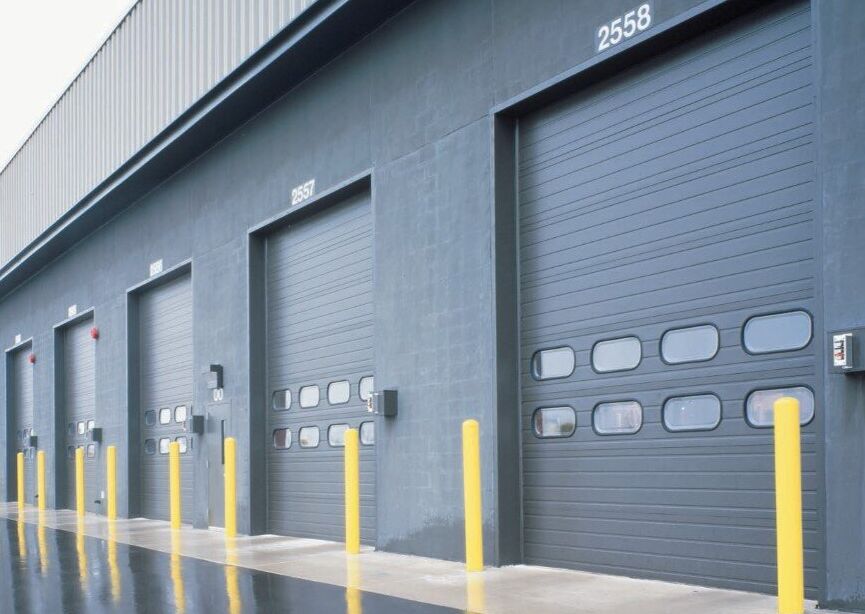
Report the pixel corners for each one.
[518,2,820,596]
[138,274,194,523]
[62,318,97,511]
[266,192,376,543]
[11,348,34,504]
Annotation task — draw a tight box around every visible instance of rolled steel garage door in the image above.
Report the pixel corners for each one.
[265,192,376,543]
[10,347,35,504]
[518,1,819,595]
[62,318,98,512]
[138,274,194,522]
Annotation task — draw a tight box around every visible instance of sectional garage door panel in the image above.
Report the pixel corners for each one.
[266,192,376,543]
[62,319,97,511]
[518,2,819,596]
[11,348,35,504]
[138,274,194,523]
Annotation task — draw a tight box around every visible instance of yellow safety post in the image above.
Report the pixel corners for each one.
[37,450,46,511]
[16,451,24,510]
[774,396,805,614]
[106,446,117,521]
[169,441,181,529]
[462,419,483,572]
[224,437,237,538]
[75,447,85,517]
[344,428,360,554]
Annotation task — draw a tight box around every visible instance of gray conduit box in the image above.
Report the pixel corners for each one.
[828,328,865,374]
[370,389,398,417]
[88,428,103,443]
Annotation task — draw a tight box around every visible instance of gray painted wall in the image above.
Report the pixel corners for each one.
[0,0,862,606]
[816,0,865,609]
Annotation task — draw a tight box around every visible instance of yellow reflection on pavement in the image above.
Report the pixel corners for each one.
[37,511,48,575]
[76,518,88,587]
[108,521,121,603]
[225,537,242,614]
[466,572,486,614]
[170,530,186,613]
[17,514,26,562]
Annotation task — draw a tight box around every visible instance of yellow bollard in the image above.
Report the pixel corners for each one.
[169,441,181,529]
[37,450,46,511]
[17,451,24,510]
[344,428,360,554]
[106,446,117,521]
[462,419,483,572]
[774,396,805,614]
[75,447,85,517]
[224,437,237,538]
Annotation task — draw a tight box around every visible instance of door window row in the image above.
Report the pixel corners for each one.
[272,376,374,411]
[143,436,190,455]
[144,405,189,427]
[531,310,812,380]
[532,386,815,438]
[64,444,97,459]
[16,428,32,442]
[66,420,96,437]
[272,421,375,450]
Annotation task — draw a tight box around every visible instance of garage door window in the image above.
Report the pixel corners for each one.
[663,394,721,431]
[144,439,156,455]
[176,436,188,454]
[299,386,320,408]
[77,422,86,435]
[328,424,349,447]
[593,401,642,435]
[743,310,812,354]
[532,407,577,438]
[174,405,188,423]
[592,337,641,372]
[746,386,814,427]
[66,446,75,459]
[359,376,374,402]
[87,444,96,458]
[272,389,291,411]
[87,419,95,432]
[273,428,291,449]
[67,423,75,436]
[159,408,172,425]
[531,347,576,380]
[661,325,719,364]
[299,426,320,448]
[328,381,351,405]
[144,410,156,426]
[159,438,170,454]
[360,421,375,445]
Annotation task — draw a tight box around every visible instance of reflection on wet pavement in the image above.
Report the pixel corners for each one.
[0,517,460,614]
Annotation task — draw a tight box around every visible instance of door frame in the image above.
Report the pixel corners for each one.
[52,308,96,511]
[4,337,33,502]
[247,169,373,536]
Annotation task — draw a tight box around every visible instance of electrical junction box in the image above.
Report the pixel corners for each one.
[828,328,865,374]
[187,415,205,435]
[88,428,103,443]
[369,389,398,417]
[202,364,223,390]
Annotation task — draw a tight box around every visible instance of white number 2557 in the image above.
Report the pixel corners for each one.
[597,4,652,53]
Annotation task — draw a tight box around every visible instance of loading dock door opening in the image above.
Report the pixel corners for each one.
[265,191,376,543]
[62,318,97,512]
[10,347,35,504]
[517,1,820,596]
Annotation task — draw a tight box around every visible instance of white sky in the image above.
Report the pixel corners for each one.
[0,0,136,171]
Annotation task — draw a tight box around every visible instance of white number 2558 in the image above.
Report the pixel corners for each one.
[597,4,652,53]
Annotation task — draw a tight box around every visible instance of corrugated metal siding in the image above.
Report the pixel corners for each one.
[0,0,317,268]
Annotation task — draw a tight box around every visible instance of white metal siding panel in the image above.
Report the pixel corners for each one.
[265,192,376,543]
[518,2,820,596]
[0,0,317,267]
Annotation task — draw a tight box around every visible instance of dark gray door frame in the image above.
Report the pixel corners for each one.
[4,337,33,502]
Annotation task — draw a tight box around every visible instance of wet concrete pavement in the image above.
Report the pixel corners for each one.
[0,516,458,613]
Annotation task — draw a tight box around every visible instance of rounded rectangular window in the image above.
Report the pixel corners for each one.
[67,423,75,436]
[77,422,86,435]
[328,381,351,405]
[272,389,291,411]
[299,385,320,408]
[176,436,188,454]
[328,424,349,447]
[359,376,374,402]
[531,346,576,380]
[87,419,95,432]
[360,421,375,445]
[593,401,642,435]
[66,446,75,459]
[592,337,641,372]
[298,426,320,448]
[174,405,188,423]
[746,386,814,427]
[86,444,96,458]
[158,438,170,454]
[144,439,156,455]
[661,325,719,364]
[663,394,721,432]
[273,428,292,449]
[159,408,172,425]
[144,410,156,426]
[532,407,577,438]
[743,310,812,354]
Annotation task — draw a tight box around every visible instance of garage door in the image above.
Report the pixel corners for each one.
[518,1,819,596]
[10,347,35,504]
[266,192,376,543]
[61,318,98,512]
[138,274,194,522]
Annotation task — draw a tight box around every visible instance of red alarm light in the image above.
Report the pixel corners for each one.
[28,353,36,365]
[90,327,100,340]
